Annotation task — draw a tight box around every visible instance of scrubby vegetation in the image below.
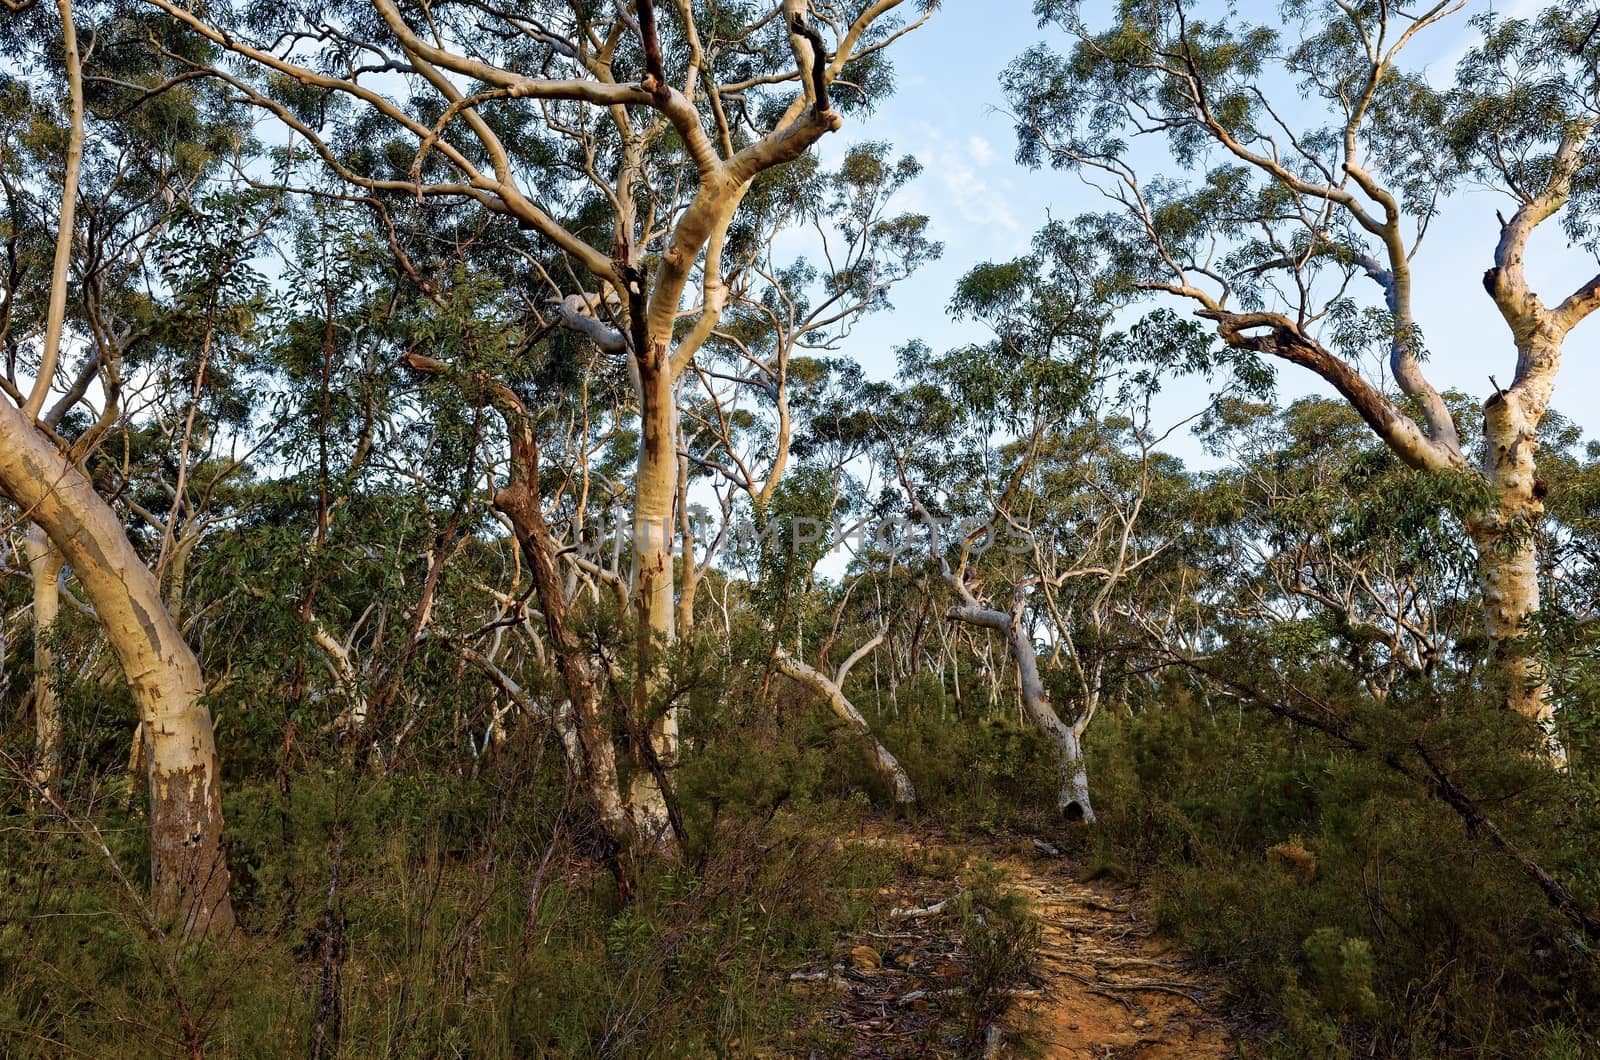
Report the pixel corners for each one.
[8,0,1600,1055]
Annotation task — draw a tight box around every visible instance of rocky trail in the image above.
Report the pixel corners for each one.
[793,825,1243,1058]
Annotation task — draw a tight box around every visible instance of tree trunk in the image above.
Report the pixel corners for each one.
[774,647,916,806]
[23,527,66,791]
[951,599,1096,823]
[0,399,233,934]
[627,353,679,840]
[632,356,678,746]
[675,447,700,635]
[1006,618,1095,823]
[399,350,674,856]
[493,433,639,856]
[1474,381,1558,756]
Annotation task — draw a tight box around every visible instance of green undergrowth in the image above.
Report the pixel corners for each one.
[23,657,1600,1058]
[1070,690,1600,1058]
[0,749,900,1058]
[839,680,1600,1057]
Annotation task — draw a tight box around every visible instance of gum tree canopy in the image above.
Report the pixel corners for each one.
[1006,0,1600,756]
[131,0,936,832]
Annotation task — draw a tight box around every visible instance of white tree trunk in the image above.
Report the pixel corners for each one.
[774,644,916,806]
[951,601,1095,823]
[22,527,66,790]
[1475,373,1559,757]
[1004,616,1095,822]
[903,475,1098,822]
[627,362,679,841]
[0,398,234,933]
[631,370,678,665]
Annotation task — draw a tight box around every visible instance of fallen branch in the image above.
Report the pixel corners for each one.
[895,987,1042,1005]
[889,895,955,919]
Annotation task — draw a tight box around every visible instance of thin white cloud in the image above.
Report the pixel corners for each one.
[899,123,1020,233]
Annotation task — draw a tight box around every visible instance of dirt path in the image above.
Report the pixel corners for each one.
[795,825,1240,1058]
[993,844,1236,1058]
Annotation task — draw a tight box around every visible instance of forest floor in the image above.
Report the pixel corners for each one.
[792,822,1244,1058]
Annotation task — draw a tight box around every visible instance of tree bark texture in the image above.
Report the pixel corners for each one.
[0,398,234,934]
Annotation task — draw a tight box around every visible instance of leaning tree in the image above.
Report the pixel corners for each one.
[1007,0,1600,756]
[867,221,1241,821]
[0,0,256,932]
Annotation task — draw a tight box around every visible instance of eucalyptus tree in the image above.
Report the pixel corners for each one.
[0,0,255,931]
[678,141,935,632]
[1007,0,1600,753]
[377,217,933,848]
[686,143,937,511]
[773,631,916,805]
[137,0,938,785]
[1194,396,1486,701]
[867,222,1223,821]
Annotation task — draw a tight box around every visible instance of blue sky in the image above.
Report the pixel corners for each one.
[813,0,1600,465]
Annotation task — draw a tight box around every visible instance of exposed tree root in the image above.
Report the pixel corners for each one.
[794,822,1247,1057]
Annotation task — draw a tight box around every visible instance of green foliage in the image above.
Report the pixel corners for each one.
[955,864,1040,1056]
[1300,927,1378,1022]
[12,3,1600,1056]
[874,706,1062,830]
[0,751,898,1058]
[1082,685,1600,1057]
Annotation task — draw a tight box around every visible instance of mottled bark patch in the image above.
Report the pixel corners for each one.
[150,763,235,936]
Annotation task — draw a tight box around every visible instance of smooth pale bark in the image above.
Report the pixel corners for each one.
[902,474,1097,821]
[23,527,66,790]
[148,0,909,807]
[310,617,368,732]
[952,600,1095,822]
[774,640,916,806]
[19,0,83,795]
[456,645,581,762]
[754,373,792,512]
[618,49,839,771]
[22,0,84,422]
[1190,115,1600,762]
[460,643,579,758]
[1046,11,1600,762]
[1470,338,1560,752]
[631,354,679,760]
[149,0,922,846]
[1208,305,1564,754]
[0,398,233,933]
